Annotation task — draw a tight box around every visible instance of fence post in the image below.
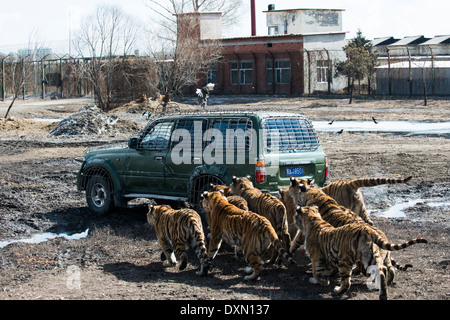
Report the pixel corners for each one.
[407,46,412,97]
[386,47,391,96]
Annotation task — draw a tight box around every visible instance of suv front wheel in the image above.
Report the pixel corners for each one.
[86,175,114,215]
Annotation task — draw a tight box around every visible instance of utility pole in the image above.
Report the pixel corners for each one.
[1,54,10,101]
[41,54,49,99]
[386,47,391,96]
[406,45,412,97]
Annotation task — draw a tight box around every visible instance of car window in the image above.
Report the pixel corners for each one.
[139,121,174,150]
[263,117,319,152]
[171,119,207,150]
[210,117,253,152]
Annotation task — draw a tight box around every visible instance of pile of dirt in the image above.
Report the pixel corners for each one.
[49,105,140,137]
[112,99,154,114]
[0,117,43,131]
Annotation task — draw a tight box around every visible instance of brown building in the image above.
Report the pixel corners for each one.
[215,34,304,95]
[179,5,347,96]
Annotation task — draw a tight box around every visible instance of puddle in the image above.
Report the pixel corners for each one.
[374,199,450,218]
[312,120,450,135]
[0,229,89,249]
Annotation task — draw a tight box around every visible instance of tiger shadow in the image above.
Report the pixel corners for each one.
[102,248,371,299]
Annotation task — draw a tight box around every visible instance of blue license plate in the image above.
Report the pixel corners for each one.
[286,166,304,176]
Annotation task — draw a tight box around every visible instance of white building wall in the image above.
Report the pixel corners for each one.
[266,9,343,35]
[200,12,222,40]
[264,8,348,93]
[303,33,348,93]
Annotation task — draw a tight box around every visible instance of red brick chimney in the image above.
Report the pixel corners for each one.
[251,0,256,36]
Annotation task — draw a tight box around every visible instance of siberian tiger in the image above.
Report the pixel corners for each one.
[279,187,300,239]
[209,185,249,259]
[201,190,295,280]
[289,179,416,285]
[294,205,427,300]
[296,176,412,225]
[147,204,212,276]
[227,195,249,211]
[210,184,248,210]
[230,176,291,263]
[209,184,232,196]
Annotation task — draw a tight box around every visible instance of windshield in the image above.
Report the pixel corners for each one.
[263,117,319,153]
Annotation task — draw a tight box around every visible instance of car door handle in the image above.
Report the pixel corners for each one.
[154,156,164,162]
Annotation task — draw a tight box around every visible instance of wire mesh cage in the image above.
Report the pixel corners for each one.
[189,175,225,205]
[263,116,319,152]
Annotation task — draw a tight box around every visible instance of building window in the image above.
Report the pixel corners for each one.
[268,26,279,35]
[317,60,329,83]
[230,61,253,85]
[207,66,218,84]
[266,59,290,84]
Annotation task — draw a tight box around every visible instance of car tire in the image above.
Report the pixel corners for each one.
[86,175,114,215]
[195,179,222,232]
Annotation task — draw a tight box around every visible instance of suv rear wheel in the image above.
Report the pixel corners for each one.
[86,175,114,215]
[191,175,224,229]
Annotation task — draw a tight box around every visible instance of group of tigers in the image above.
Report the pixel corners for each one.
[146,174,427,300]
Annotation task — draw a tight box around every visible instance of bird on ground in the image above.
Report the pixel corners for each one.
[336,129,344,134]
[328,120,334,125]
[142,110,152,120]
[196,83,215,109]
[372,116,379,124]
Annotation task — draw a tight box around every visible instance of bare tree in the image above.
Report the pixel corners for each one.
[73,5,142,111]
[145,1,224,111]
[3,31,42,118]
[148,17,221,111]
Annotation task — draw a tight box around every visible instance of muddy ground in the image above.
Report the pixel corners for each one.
[0,95,449,302]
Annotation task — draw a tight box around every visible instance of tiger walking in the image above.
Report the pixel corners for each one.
[295,205,427,300]
[230,176,291,263]
[201,190,295,280]
[147,204,212,276]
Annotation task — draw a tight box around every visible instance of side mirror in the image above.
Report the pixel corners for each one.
[128,137,138,149]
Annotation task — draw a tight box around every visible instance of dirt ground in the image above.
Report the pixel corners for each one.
[0,95,449,302]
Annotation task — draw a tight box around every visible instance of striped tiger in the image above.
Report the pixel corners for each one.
[210,184,232,196]
[230,176,291,263]
[210,184,248,210]
[209,185,249,259]
[279,187,300,239]
[298,176,412,225]
[295,205,427,300]
[147,204,212,276]
[289,180,418,285]
[201,190,295,280]
[227,195,249,211]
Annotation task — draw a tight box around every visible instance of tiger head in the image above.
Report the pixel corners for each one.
[294,205,320,231]
[147,204,172,226]
[201,189,227,217]
[210,183,232,196]
[289,176,321,207]
[230,175,253,195]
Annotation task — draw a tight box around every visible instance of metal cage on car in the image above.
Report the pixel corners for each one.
[263,116,319,152]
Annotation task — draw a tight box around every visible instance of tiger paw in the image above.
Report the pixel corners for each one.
[309,277,330,286]
[178,259,188,271]
[333,285,349,295]
[168,252,177,265]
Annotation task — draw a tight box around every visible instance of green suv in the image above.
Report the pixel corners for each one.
[75,112,328,215]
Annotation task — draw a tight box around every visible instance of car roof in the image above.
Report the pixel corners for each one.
[155,111,308,121]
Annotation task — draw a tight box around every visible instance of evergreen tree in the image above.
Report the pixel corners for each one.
[335,30,378,103]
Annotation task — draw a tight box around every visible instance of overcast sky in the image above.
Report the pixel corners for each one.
[0,0,448,55]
